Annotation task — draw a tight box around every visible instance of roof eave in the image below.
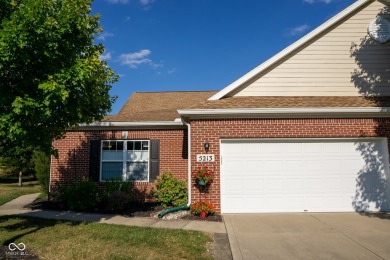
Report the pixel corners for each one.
[76,120,185,130]
[177,107,390,119]
[208,0,371,101]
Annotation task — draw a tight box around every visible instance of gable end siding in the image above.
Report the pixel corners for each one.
[231,1,390,97]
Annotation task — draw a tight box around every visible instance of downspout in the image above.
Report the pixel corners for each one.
[182,117,192,207]
[157,118,192,219]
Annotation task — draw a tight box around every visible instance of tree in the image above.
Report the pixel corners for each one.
[32,149,50,195]
[0,144,35,185]
[0,0,118,152]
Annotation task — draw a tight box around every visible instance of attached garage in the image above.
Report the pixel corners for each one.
[220,138,390,213]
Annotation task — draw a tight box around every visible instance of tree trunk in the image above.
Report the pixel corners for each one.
[18,171,22,186]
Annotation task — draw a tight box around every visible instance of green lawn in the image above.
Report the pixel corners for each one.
[0,216,213,259]
[0,180,41,206]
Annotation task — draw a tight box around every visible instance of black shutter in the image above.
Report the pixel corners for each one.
[89,140,101,182]
[149,140,160,182]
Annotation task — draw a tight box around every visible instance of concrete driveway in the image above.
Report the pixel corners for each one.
[224,213,390,260]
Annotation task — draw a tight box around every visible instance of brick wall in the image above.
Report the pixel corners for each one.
[50,129,188,201]
[190,118,390,213]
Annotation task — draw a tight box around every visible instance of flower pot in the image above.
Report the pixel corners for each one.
[197,179,207,186]
[199,212,208,219]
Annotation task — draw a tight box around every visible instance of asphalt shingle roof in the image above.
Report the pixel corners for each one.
[103,92,390,122]
[187,96,390,109]
[103,91,217,122]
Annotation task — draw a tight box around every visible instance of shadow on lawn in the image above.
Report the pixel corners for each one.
[0,215,81,247]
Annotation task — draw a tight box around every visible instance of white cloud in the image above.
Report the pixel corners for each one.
[168,68,176,74]
[99,52,112,61]
[97,32,114,41]
[286,24,311,36]
[140,0,154,5]
[119,49,162,69]
[303,0,336,4]
[105,0,129,3]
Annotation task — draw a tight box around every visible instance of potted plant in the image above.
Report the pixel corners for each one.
[192,165,213,186]
[190,200,216,218]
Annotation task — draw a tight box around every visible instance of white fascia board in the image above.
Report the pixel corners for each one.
[208,0,370,101]
[177,107,390,118]
[78,121,185,130]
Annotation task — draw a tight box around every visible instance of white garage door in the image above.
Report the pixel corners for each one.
[221,138,390,213]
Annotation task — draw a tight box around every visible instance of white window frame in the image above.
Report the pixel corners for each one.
[100,140,150,182]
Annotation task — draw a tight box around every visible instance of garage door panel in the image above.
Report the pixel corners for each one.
[221,138,390,213]
[286,179,304,192]
[284,160,303,172]
[263,160,284,172]
[265,179,284,192]
[245,179,265,193]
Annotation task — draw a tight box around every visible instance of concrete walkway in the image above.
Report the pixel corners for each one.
[0,193,226,234]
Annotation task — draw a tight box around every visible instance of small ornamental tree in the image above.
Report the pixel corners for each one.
[0,0,118,152]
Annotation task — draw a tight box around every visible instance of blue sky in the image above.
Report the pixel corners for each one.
[92,0,356,114]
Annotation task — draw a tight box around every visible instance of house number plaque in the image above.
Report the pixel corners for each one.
[196,154,215,162]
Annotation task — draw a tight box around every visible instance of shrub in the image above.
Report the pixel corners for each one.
[152,172,187,208]
[107,191,131,211]
[57,180,100,211]
[103,179,134,211]
[32,149,50,195]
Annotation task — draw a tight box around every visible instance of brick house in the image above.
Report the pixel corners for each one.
[50,0,390,213]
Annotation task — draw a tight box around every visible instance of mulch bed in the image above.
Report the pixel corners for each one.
[25,198,222,222]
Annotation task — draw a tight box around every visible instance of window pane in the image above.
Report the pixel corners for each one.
[127,150,142,161]
[142,141,149,151]
[102,162,123,180]
[134,141,142,151]
[127,141,134,151]
[102,151,122,161]
[116,141,124,150]
[102,141,123,151]
[103,141,111,150]
[127,162,148,181]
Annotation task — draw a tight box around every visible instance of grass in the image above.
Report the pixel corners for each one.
[0,216,213,259]
[0,179,41,206]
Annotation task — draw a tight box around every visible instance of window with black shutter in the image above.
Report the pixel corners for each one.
[94,139,159,182]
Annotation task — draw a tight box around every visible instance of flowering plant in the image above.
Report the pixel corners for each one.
[192,165,213,185]
[190,200,216,215]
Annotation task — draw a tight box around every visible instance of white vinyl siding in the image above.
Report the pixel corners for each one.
[231,1,390,97]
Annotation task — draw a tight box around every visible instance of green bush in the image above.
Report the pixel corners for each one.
[103,179,134,210]
[57,180,100,211]
[32,149,50,195]
[152,172,187,208]
[107,191,131,211]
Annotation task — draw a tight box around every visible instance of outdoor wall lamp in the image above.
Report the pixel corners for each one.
[204,140,210,153]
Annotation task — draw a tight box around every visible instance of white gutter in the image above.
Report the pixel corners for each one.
[78,120,185,129]
[178,107,390,118]
[181,118,192,207]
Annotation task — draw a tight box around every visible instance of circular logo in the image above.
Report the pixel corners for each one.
[8,243,26,251]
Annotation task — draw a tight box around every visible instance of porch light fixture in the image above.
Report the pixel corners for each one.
[204,140,210,153]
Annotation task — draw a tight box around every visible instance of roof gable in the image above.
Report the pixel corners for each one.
[209,0,390,100]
